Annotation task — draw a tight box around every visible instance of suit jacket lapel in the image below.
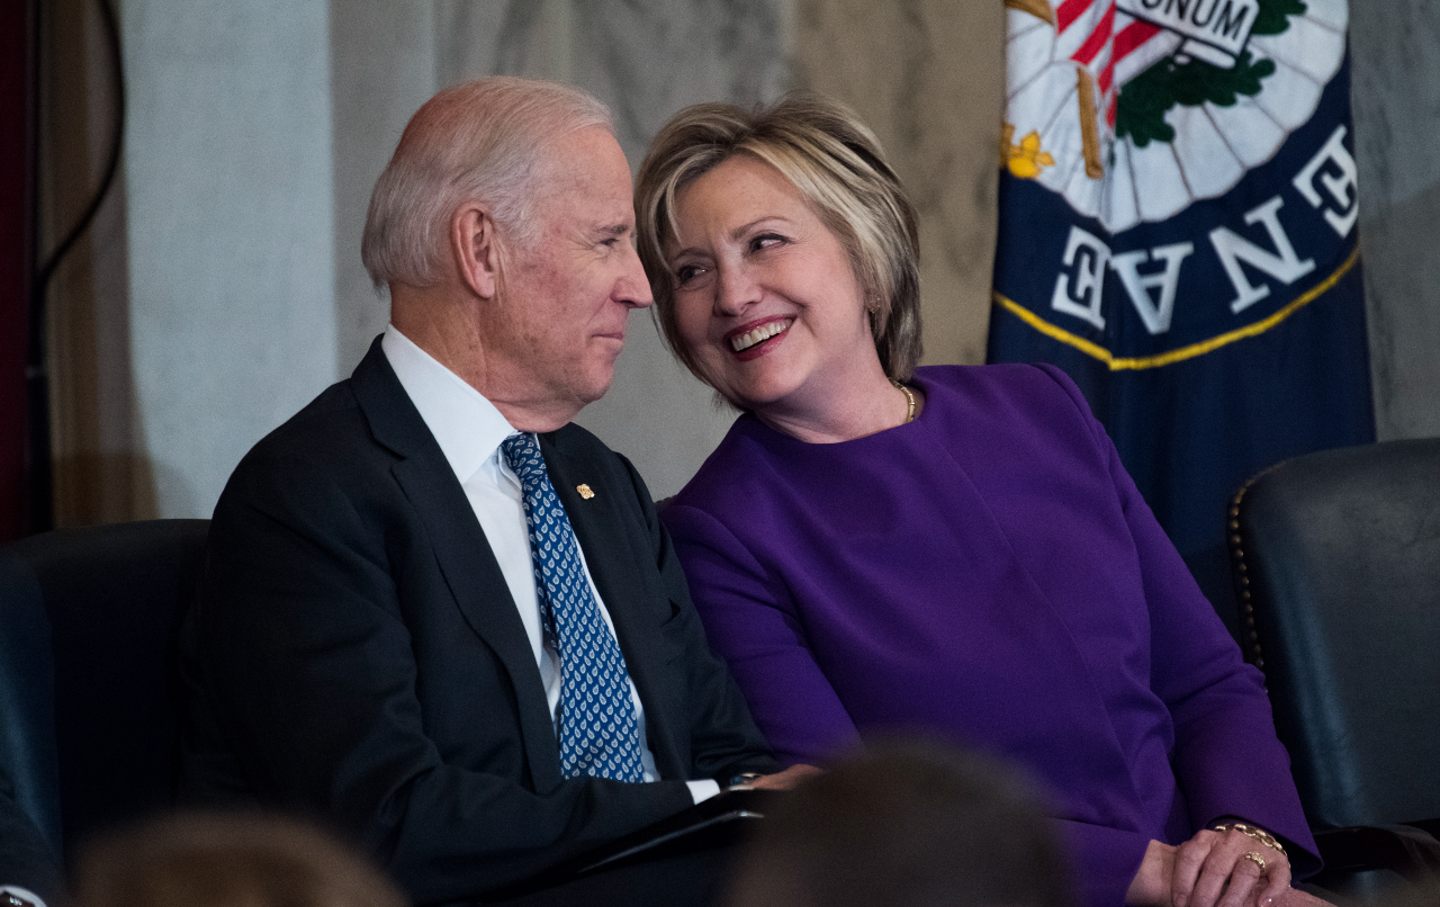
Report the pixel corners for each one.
[349,339,563,786]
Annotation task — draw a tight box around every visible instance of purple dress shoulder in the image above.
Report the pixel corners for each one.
[663,363,1318,907]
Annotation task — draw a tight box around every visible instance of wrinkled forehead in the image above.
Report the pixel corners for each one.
[528,127,636,225]
[532,126,627,191]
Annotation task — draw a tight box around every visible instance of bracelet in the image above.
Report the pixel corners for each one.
[1212,822,1287,856]
[728,771,764,787]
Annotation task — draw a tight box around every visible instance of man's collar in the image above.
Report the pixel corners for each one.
[381,324,516,481]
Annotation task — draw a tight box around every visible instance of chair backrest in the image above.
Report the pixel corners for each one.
[0,519,209,863]
[1229,439,1440,830]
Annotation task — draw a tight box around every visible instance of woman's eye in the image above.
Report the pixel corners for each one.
[675,264,708,286]
[750,233,785,253]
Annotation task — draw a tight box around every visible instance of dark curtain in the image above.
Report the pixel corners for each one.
[0,0,36,541]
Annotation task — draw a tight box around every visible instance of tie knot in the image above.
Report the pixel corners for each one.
[501,432,543,480]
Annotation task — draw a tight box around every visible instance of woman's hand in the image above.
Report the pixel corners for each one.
[1125,831,1327,907]
[1126,839,1178,905]
[1169,824,1291,907]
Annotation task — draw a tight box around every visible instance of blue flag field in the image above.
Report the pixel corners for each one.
[988,0,1374,630]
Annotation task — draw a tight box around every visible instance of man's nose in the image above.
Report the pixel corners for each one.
[617,245,654,309]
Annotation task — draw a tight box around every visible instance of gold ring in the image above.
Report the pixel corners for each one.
[1242,851,1268,874]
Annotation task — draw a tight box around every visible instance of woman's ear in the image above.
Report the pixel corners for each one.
[452,203,500,300]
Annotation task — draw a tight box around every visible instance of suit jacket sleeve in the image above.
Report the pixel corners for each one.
[190,447,719,904]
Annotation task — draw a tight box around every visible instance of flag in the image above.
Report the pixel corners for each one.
[988,0,1373,634]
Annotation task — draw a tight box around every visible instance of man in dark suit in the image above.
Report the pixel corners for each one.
[182,77,809,906]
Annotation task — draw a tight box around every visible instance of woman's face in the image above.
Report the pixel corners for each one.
[664,154,877,415]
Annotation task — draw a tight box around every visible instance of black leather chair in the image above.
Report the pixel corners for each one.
[0,519,209,892]
[1229,439,1440,901]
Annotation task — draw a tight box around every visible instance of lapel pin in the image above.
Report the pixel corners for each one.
[576,483,595,500]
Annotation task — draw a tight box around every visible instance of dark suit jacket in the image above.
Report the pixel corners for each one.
[182,339,775,904]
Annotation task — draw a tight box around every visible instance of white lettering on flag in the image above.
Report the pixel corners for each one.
[1110,242,1197,334]
[1051,226,1112,330]
[1209,196,1316,313]
[1116,0,1259,68]
[1293,125,1360,239]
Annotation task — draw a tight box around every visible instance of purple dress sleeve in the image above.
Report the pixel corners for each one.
[662,503,862,765]
[1043,367,1320,874]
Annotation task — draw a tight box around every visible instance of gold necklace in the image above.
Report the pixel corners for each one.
[891,379,917,424]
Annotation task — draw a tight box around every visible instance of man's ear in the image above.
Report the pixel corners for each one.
[452,203,500,300]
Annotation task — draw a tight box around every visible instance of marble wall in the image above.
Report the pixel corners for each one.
[1350,4,1440,441]
[38,0,1440,523]
[46,0,341,523]
[791,0,1004,366]
[118,0,340,520]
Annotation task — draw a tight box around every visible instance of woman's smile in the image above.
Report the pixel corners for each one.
[727,317,794,357]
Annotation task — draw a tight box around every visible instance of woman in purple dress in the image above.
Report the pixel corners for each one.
[633,94,1325,907]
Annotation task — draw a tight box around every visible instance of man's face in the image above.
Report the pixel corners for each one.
[491,126,652,420]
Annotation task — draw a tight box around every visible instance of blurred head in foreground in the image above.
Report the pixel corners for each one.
[728,740,1073,907]
[70,811,407,907]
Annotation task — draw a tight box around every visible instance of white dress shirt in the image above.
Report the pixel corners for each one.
[381,326,718,802]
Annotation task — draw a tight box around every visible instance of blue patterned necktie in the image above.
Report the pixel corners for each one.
[500,432,645,782]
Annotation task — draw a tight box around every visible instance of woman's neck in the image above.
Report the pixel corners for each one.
[755,369,919,444]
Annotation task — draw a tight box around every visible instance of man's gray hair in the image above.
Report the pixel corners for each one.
[361,77,613,291]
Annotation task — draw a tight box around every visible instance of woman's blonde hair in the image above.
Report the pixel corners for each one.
[635,92,922,383]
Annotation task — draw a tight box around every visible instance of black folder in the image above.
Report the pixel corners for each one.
[490,788,779,898]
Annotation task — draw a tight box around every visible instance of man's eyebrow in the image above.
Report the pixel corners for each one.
[596,222,631,237]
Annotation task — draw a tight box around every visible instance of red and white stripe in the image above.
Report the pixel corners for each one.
[1053,0,1167,125]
